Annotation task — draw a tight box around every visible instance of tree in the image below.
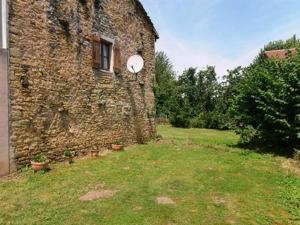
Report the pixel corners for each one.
[220,67,244,112]
[169,66,227,129]
[154,52,177,118]
[196,66,219,113]
[231,49,300,151]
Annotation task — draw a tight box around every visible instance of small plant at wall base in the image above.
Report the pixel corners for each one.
[112,140,124,151]
[63,150,75,164]
[32,154,47,163]
[112,140,123,145]
[31,154,49,172]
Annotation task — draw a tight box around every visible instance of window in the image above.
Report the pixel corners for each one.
[101,41,111,71]
[0,0,7,49]
[92,36,121,73]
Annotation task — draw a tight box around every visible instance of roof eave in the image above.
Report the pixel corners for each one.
[135,0,159,40]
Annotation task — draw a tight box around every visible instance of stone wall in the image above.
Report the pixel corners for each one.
[8,0,156,167]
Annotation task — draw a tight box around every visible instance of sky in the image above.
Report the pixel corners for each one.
[140,0,300,77]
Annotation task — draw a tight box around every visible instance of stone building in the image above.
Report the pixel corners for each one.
[0,0,158,176]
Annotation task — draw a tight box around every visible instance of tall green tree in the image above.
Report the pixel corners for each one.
[169,66,227,129]
[154,52,177,118]
[219,67,244,113]
[196,66,220,113]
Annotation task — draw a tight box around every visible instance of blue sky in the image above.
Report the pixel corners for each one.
[140,0,300,76]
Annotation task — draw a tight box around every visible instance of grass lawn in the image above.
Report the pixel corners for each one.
[0,126,299,225]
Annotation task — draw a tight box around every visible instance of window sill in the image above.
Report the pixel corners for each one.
[99,69,114,75]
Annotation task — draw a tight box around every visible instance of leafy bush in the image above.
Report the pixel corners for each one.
[204,112,231,130]
[189,112,232,130]
[236,125,260,146]
[231,49,300,150]
[189,114,205,128]
[170,113,191,128]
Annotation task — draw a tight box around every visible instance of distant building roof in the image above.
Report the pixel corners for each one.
[264,48,296,59]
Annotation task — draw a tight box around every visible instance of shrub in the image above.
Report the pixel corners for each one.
[232,49,300,150]
[189,114,205,128]
[189,112,232,130]
[236,125,260,146]
[170,114,191,128]
[204,112,225,129]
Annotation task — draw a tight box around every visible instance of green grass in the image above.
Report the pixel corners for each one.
[0,125,299,225]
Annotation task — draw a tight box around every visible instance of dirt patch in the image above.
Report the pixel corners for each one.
[156,196,176,205]
[212,196,226,205]
[79,190,119,201]
[99,149,111,157]
[281,159,300,177]
[0,171,22,181]
[185,140,199,148]
[156,139,173,145]
[133,206,143,211]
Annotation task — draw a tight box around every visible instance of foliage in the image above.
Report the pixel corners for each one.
[64,150,75,158]
[32,154,47,163]
[112,140,123,145]
[231,49,300,150]
[219,67,244,113]
[155,52,235,130]
[235,125,260,146]
[170,112,191,128]
[168,66,232,129]
[154,52,177,118]
[189,114,205,128]
[155,36,300,152]
[189,112,232,130]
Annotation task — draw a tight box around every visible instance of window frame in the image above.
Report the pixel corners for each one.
[100,40,112,71]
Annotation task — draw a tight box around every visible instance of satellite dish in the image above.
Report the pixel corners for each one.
[127,55,144,74]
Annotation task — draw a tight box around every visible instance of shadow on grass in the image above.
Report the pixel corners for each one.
[228,142,295,158]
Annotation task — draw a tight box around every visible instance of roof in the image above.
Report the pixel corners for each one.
[264,48,296,59]
[135,0,159,40]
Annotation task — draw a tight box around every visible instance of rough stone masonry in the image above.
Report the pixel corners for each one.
[7,0,158,169]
